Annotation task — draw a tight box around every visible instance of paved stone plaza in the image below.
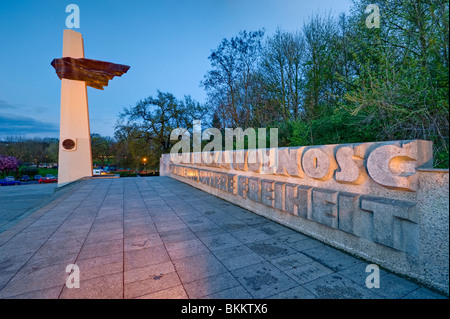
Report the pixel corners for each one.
[0,183,59,233]
[0,177,446,299]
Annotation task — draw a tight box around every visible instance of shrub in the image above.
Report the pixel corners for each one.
[117,171,138,177]
[20,167,39,177]
[138,172,159,177]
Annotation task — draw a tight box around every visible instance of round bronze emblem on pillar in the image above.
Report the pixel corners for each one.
[62,139,76,150]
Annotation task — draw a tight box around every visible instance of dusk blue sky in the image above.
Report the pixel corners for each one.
[0,0,353,139]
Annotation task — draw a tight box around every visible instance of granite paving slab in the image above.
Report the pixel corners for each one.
[0,177,445,299]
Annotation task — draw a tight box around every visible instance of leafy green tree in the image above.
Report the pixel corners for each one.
[91,134,114,166]
[115,91,208,168]
[343,0,449,166]
[260,28,305,122]
[202,30,265,128]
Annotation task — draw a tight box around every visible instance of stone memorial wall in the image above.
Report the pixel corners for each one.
[160,140,449,293]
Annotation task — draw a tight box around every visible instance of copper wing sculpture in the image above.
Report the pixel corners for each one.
[51,57,130,90]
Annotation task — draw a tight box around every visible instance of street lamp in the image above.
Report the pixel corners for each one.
[143,157,147,174]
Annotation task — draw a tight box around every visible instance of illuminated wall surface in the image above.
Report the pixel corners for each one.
[160,140,449,293]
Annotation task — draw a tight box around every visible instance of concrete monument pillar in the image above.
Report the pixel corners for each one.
[57,29,92,187]
[52,29,129,187]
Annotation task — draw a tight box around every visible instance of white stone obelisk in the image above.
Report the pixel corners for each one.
[57,29,93,187]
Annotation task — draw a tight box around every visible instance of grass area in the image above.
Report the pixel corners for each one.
[2,167,58,179]
[37,168,58,176]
